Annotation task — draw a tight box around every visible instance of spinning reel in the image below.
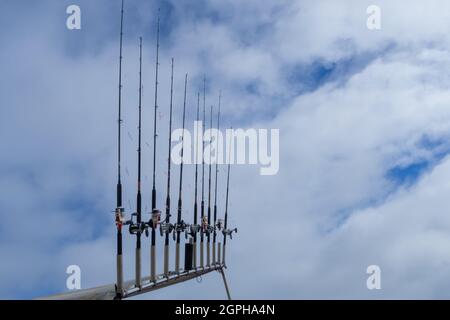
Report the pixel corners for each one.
[202,216,214,235]
[173,220,189,241]
[126,212,149,237]
[189,223,201,237]
[159,219,175,237]
[149,209,161,229]
[215,219,224,232]
[223,227,238,240]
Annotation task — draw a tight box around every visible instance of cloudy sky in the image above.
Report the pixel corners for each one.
[2,0,450,299]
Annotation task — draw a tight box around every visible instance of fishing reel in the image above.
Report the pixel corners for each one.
[114,207,126,228]
[223,228,238,240]
[189,223,201,237]
[201,216,214,235]
[173,220,189,241]
[215,219,224,231]
[148,209,161,229]
[159,221,175,237]
[126,213,149,237]
[206,225,215,236]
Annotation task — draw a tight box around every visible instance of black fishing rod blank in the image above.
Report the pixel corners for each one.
[160,58,175,278]
[200,77,206,269]
[135,37,144,288]
[175,74,188,273]
[149,9,162,283]
[212,92,221,266]
[189,92,201,270]
[114,0,126,299]
[206,105,213,267]
[222,128,237,267]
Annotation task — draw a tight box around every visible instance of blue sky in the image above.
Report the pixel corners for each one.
[3,0,450,299]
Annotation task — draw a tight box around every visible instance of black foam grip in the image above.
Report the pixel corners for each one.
[117,183,122,207]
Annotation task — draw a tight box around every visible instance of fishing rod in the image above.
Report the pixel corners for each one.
[175,74,189,273]
[160,58,175,278]
[127,37,147,289]
[222,128,237,267]
[206,105,213,267]
[212,92,221,266]
[200,77,206,269]
[189,92,201,270]
[150,9,162,283]
[114,0,125,299]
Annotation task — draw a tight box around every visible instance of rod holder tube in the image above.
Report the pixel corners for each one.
[175,242,180,273]
[217,243,221,265]
[200,240,204,268]
[116,254,123,297]
[222,246,226,267]
[207,242,210,267]
[135,248,141,288]
[151,245,156,282]
[164,245,169,277]
[193,243,197,269]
